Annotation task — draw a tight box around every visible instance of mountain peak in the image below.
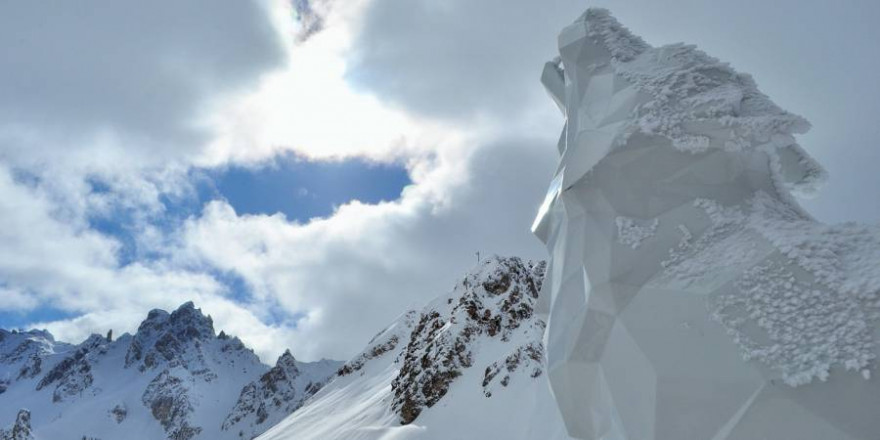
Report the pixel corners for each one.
[391,256,547,424]
[177,301,196,310]
[0,329,55,345]
[0,328,65,377]
[222,349,340,434]
[268,255,559,439]
[277,349,296,368]
[124,302,217,371]
[144,308,170,322]
[134,303,215,342]
[0,409,33,440]
[273,350,299,379]
[168,302,215,340]
[456,256,546,308]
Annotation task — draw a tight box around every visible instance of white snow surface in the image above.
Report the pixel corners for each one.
[615,216,659,249]
[661,192,880,386]
[258,256,572,440]
[0,303,340,440]
[567,8,827,197]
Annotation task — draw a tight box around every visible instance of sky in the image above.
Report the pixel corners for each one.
[0,0,878,363]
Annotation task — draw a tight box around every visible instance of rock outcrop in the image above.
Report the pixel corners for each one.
[125,302,217,372]
[0,410,34,440]
[390,257,546,424]
[0,330,69,394]
[143,369,201,440]
[35,335,106,402]
[223,351,341,438]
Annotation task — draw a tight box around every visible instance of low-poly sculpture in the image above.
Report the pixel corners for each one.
[533,8,880,440]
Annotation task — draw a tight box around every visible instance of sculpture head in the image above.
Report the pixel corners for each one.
[533,9,828,285]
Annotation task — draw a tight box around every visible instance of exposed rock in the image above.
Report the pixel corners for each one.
[222,350,341,436]
[337,311,419,377]
[35,334,106,402]
[110,404,127,423]
[125,302,215,372]
[219,337,246,354]
[391,257,546,424]
[481,342,544,397]
[0,341,41,367]
[142,369,201,440]
[16,356,41,381]
[0,303,316,440]
[0,410,34,440]
[0,330,60,367]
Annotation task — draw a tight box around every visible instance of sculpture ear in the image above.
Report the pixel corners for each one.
[542,60,566,115]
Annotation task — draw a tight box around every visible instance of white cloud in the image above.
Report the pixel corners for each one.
[0,0,284,168]
[0,287,39,312]
[203,0,458,165]
[345,0,585,123]
[177,135,556,359]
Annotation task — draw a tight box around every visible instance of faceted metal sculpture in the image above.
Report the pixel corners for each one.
[534,8,880,440]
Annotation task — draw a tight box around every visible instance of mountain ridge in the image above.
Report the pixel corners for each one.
[0,303,340,440]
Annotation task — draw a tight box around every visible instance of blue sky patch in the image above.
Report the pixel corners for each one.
[202,153,411,222]
[0,306,78,331]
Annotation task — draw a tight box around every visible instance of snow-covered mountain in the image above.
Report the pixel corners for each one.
[258,256,573,440]
[0,302,340,440]
[0,258,571,440]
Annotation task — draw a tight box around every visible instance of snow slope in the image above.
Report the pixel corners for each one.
[258,256,572,440]
[0,303,340,440]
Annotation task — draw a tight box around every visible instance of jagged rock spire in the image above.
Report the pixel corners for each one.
[0,409,34,440]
